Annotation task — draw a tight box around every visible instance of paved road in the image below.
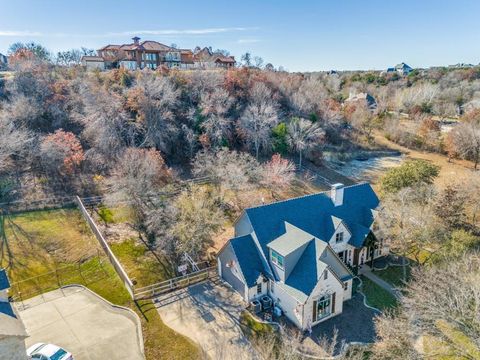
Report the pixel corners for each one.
[17,286,144,360]
[154,280,256,360]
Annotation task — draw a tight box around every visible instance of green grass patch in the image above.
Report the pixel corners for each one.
[135,300,200,360]
[360,276,398,310]
[2,209,102,287]
[97,206,115,224]
[374,265,411,288]
[240,311,274,340]
[110,238,173,288]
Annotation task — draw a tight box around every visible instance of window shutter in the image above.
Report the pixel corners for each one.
[312,300,317,321]
[331,293,336,314]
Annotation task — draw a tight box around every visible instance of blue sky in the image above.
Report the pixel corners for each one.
[1,0,479,71]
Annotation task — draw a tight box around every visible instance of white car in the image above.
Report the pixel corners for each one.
[27,343,73,360]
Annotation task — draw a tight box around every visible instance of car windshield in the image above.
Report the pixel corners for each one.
[50,349,68,360]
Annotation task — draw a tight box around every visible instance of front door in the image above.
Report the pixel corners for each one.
[338,251,344,262]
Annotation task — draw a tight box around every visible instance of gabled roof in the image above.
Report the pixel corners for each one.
[230,234,265,287]
[331,215,343,229]
[245,183,379,258]
[98,44,121,51]
[267,222,314,256]
[0,269,9,291]
[395,62,412,70]
[282,239,328,302]
[81,56,104,62]
[140,41,173,51]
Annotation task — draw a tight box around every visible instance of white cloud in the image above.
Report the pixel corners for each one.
[0,30,43,37]
[107,27,258,37]
[237,38,261,44]
[0,27,258,39]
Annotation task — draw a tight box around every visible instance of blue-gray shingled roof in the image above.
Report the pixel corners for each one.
[0,269,9,291]
[230,234,265,287]
[284,240,326,302]
[0,302,16,318]
[245,183,379,259]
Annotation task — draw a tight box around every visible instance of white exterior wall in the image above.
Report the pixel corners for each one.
[83,60,105,70]
[303,268,344,330]
[329,223,351,254]
[269,281,303,328]
[247,280,267,301]
[342,279,353,301]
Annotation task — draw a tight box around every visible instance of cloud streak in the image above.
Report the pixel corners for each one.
[237,38,261,44]
[0,27,258,38]
[0,30,43,37]
[107,27,258,36]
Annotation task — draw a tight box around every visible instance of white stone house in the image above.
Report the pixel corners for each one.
[217,183,387,330]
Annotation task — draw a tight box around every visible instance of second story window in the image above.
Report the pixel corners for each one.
[335,232,344,243]
[271,250,284,269]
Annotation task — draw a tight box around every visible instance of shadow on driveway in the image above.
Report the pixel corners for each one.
[310,293,380,354]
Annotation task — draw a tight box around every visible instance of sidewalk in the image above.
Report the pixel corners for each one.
[359,267,401,299]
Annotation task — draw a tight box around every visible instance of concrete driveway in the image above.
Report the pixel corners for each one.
[17,285,144,360]
[154,280,255,360]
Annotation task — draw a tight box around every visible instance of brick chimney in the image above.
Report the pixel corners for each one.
[330,183,344,207]
[132,36,140,45]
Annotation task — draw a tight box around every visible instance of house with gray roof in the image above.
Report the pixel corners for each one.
[217,183,387,330]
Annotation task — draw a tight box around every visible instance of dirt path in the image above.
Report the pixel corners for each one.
[373,131,479,189]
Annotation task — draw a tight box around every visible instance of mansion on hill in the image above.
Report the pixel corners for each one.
[81,37,235,71]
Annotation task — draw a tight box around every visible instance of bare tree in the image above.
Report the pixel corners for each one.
[261,154,296,197]
[449,111,480,169]
[106,148,172,224]
[0,118,32,174]
[171,185,224,257]
[377,186,445,278]
[238,82,279,158]
[287,118,325,169]
[200,88,234,147]
[130,75,180,153]
[192,148,260,200]
[370,253,480,360]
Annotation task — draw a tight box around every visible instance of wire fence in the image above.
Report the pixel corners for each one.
[10,255,109,309]
[75,196,136,299]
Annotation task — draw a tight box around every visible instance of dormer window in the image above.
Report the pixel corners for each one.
[335,232,344,243]
[271,250,284,269]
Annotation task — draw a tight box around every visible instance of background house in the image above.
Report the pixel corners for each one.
[218,183,386,330]
[90,38,235,71]
[0,269,28,360]
[81,55,105,70]
[345,92,377,110]
[394,62,413,75]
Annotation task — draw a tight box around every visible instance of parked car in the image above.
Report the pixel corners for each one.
[27,343,73,360]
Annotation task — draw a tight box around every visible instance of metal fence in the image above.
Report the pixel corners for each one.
[75,196,135,299]
[133,266,217,300]
[10,256,109,309]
